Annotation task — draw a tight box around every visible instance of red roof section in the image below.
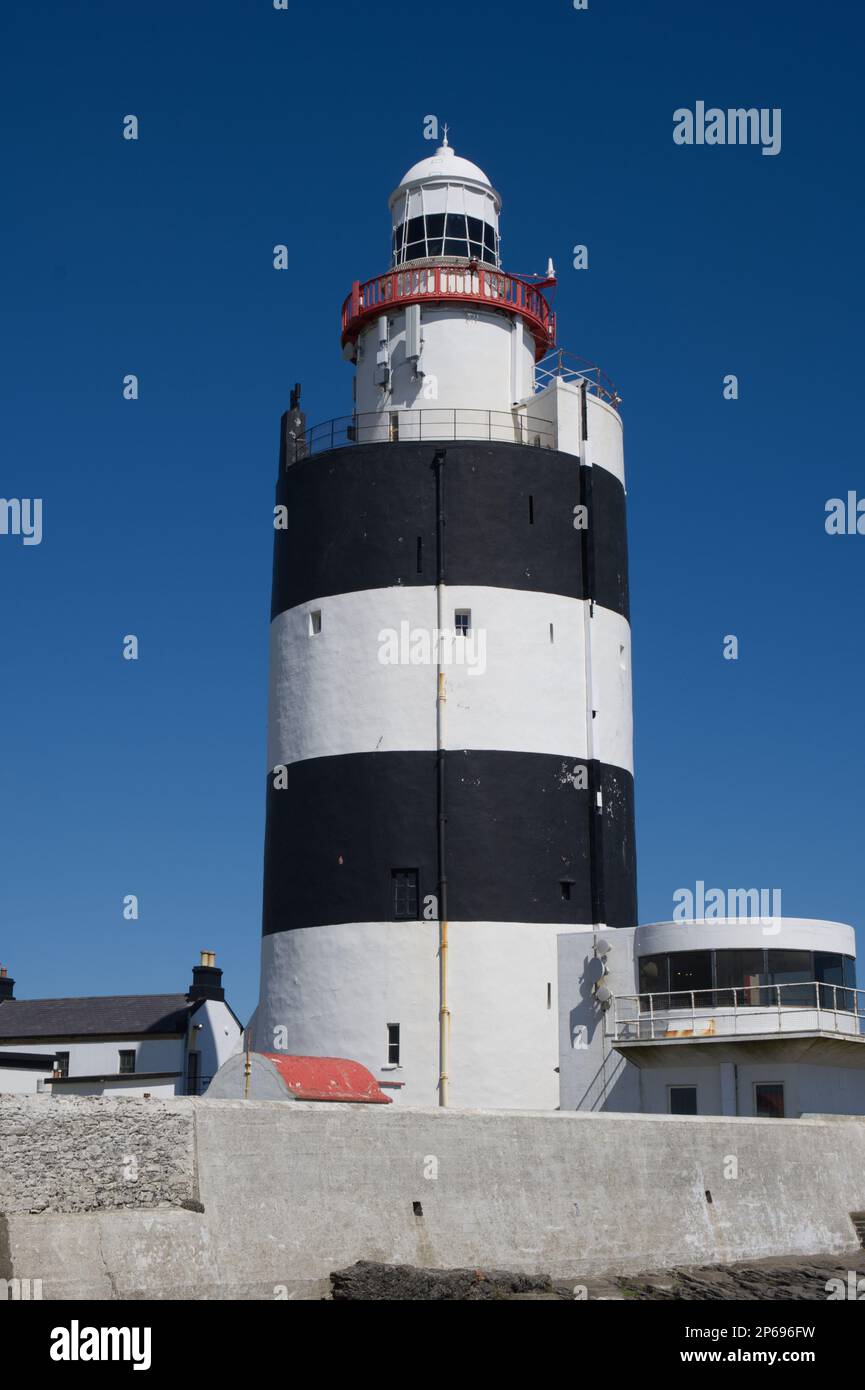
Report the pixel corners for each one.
[260,1053,392,1104]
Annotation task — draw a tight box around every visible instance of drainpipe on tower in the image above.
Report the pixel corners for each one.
[434,449,450,1107]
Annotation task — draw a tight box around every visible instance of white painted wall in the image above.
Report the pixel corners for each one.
[268,587,632,773]
[354,302,535,420]
[637,917,856,957]
[188,999,244,1083]
[523,377,625,483]
[257,920,588,1111]
[0,1068,53,1094]
[638,1062,865,1119]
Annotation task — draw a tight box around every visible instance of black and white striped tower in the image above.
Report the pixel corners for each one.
[256,137,636,1109]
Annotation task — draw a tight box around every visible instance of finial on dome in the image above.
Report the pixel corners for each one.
[441,123,450,149]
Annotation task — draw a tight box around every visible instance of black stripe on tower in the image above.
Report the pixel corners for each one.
[271,442,629,620]
[262,750,637,935]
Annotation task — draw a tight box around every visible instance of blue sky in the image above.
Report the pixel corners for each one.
[1,0,863,1022]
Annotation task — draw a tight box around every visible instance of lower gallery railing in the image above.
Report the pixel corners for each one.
[287,408,557,462]
[609,981,865,1042]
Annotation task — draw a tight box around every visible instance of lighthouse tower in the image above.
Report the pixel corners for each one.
[255,138,636,1110]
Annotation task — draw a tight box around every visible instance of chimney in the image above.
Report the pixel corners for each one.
[188,950,224,1002]
[0,967,15,1002]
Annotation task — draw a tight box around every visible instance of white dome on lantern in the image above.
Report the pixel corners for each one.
[394,142,495,196]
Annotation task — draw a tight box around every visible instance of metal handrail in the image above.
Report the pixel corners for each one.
[608,980,865,1043]
[534,349,621,408]
[341,265,556,360]
[286,408,557,464]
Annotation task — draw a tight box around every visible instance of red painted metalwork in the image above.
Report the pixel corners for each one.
[260,1052,392,1104]
[341,265,556,362]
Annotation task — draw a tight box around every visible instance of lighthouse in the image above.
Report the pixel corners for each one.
[255,137,636,1110]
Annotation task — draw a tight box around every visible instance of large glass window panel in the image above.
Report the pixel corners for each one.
[443,238,468,257]
[815,950,843,1007]
[767,950,815,1006]
[445,213,467,238]
[483,223,497,251]
[426,239,444,257]
[638,954,668,1003]
[668,951,713,1007]
[404,216,425,245]
[467,216,483,242]
[714,949,765,1006]
[425,213,445,238]
[469,242,484,261]
[843,956,859,1016]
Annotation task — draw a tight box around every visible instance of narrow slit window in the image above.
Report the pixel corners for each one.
[454,609,471,637]
[416,536,423,573]
[308,610,322,636]
[387,1023,401,1066]
[550,622,554,643]
[546,982,552,1009]
[528,494,534,524]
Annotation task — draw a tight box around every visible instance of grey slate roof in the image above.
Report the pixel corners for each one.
[0,994,198,1040]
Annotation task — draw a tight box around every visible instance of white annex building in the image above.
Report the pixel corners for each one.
[0,953,242,1097]
[559,918,865,1119]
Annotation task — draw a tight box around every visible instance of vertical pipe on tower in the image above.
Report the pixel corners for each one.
[434,449,450,1106]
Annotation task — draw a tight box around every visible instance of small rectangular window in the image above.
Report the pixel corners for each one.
[669,1085,698,1116]
[392,868,419,920]
[118,1050,135,1075]
[387,1023,401,1066]
[53,1051,69,1078]
[454,609,470,637]
[560,880,572,901]
[308,610,321,636]
[755,1083,785,1118]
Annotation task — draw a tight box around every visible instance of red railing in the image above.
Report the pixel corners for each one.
[341,265,556,361]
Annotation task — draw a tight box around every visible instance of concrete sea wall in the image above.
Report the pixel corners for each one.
[1,1096,864,1299]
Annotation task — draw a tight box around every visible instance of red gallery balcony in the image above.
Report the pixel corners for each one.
[341,264,556,362]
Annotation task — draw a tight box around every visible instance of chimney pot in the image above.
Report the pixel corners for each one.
[189,953,224,1003]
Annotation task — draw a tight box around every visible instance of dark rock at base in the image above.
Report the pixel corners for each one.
[329,1260,573,1301]
[618,1252,865,1301]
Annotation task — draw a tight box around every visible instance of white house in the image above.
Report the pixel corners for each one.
[0,953,243,1097]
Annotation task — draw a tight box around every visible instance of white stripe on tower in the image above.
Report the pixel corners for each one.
[267,587,632,774]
